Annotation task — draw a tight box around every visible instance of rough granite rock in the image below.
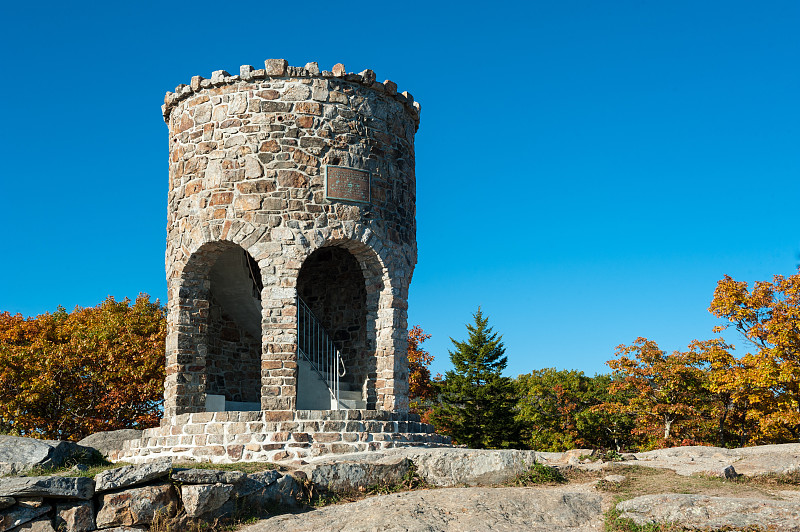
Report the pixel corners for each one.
[0,437,90,476]
[240,487,605,532]
[0,477,93,500]
[94,458,172,493]
[91,528,146,532]
[624,443,800,477]
[0,499,12,511]
[95,483,177,528]
[0,503,51,532]
[301,456,411,492]
[77,430,142,458]
[181,483,234,517]
[617,493,800,531]
[236,472,301,510]
[7,516,56,532]
[91,526,150,532]
[171,469,245,485]
[384,447,539,486]
[233,470,282,498]
[55,501,95,532]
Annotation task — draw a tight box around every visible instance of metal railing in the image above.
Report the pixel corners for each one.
[297,295,346,409]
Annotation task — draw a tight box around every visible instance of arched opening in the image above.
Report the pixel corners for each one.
[203,244,263,411]
[296,246,372,410]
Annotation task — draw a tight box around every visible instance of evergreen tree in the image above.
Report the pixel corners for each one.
[430,308,521,448]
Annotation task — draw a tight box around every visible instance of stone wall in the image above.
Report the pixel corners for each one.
[0,459,301,531]
[163,59,420,417]
[112,411,447,464]
[206,297,261,403]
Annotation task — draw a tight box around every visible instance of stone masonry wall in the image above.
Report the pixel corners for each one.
[162,59,420,417]
[112,411,448,464]
[206,297,261,403]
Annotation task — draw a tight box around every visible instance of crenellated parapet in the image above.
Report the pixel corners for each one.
[162,59,420,126]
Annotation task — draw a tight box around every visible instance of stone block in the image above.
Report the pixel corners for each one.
[305,62,320,75]
[330,443,356,454]
[181,483,234,517]
[264,59,287,76]
[95,483,177,528]
[331,63,346,76]
[312,433,341,443]
[55,501,95,532]
[0,477,94,500]
[94,458,172,493]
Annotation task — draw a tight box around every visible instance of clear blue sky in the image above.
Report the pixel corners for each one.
[1,1,797,379]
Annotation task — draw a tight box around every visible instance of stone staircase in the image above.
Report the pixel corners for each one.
[297,357,366,410]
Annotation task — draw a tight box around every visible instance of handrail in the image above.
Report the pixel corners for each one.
[297,295,345,409]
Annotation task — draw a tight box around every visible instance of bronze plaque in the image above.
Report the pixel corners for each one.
[325,165,371,204]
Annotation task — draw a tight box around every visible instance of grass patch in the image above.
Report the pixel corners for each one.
[604,504,772,532]
[604,505,689,532]
[304,462,432,508]
[19,449,124,478]
[511,463,567,486]
[362,462,430,495]
[730,470,800,487]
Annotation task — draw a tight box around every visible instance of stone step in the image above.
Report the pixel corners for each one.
[337,399,367,409]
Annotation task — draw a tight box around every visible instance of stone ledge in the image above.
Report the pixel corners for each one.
[162,60,421,125]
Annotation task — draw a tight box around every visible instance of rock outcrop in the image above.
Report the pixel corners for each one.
[10,434,800,531]
[0,437,91,476]
[240,487,606,532]
[76,430,142,459]
[617,494,800,531]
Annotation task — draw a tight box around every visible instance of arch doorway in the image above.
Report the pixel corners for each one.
[203,244,263,412]
[295,246,374,410]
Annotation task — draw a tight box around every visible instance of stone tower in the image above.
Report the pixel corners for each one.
[162,59,420,419]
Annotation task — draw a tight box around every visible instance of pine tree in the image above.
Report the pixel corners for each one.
[430,308,521,448]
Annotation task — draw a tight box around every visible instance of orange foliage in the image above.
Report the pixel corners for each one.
[709,271,800,443]
[604,338,705,446]
[601,269,800,449]
[0,295,165,441]
[407,325,435,416]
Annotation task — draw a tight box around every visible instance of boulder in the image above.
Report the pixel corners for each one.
[91,528,146,532]
[237,472,301,511]
[617,494,800,531]
[92,526,150,532]
[0,437,91,476]
[55,501,95,532]
[0,477,93,500]
[77,430,142,458]
[232,471,281,498]
[238,487,604,532]
[302,456,411,492]
[94,458,172,493]
[7,516,55,532]
[0,503,51,532]
[387,448,539,487]
[95,483,177,528]
[181,484,234,517]
[171,469,246,485]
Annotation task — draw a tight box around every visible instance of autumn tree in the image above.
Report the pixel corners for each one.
[407,325,436,417]
[429,309,521,449]
[709,271,800,443]
[516,369,635,451]
[602,338,706,448]
[515,368,591,451]
[0,295,166,440]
